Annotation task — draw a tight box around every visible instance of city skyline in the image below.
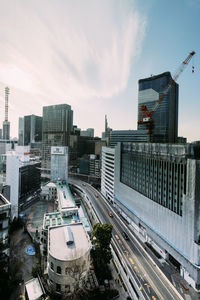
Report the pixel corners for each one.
[0,0,199,141]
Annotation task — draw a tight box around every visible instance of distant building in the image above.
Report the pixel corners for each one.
[78,154,100,177]
[6,146,41,218]
[0,194,11,263]
[137,72,178,143]
[18,117,24,146]
[47,223,91,294]
[110,130,147,147]
[51,146,68,183]
[101,147,115,203]
[80,128,94,138]
[42,104,73,170]
[24,114,42,146]
[114,142,200,290]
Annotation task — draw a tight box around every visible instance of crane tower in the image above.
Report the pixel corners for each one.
[138,51,195,142]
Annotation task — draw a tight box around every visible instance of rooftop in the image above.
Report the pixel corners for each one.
[49,223,91,261]
[25,277,44,300]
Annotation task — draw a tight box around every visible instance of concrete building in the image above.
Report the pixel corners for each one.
[42,104,73,171]
[110,130,148,147]
[41,182,57,201]
[137,72,178,143]
[47,223,91,294]
[0,194,11,262]
[114,142,200,290]
[6,146,41,218]
[101,147,115,203]
[51,146,68,183]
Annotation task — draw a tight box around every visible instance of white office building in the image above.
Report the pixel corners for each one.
[51,146,68,183]
[101,147,115,203]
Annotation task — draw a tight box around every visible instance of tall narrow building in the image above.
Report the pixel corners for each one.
[3,87,10,140]
[42,104,73,170]
[137,72,178,143]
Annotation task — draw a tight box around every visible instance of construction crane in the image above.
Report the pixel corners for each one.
[138,51,195,140]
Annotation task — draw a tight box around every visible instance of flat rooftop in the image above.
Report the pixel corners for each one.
[49,223,91,261]
[57,184,76,210]
[25,277,44,300]
[43,211,76,229]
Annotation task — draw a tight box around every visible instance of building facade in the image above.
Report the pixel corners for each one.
[51,146,68,183]
[110,130,147,147]
[42,104,73,170]
[101,147,115,203]
[6,146,41,218]
[24,114,42,146]
[18,117,24,146]
[114,142,200,290]
[137,72,178,143]
[47,223,91,295]
[0,194,11,262]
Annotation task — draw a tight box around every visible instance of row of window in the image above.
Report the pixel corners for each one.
[120,151,187,216]
[50,262,80,275]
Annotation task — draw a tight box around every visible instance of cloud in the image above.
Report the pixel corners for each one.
[0,0,146,136]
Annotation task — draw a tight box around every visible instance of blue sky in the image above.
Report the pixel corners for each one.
[0,0,199,141]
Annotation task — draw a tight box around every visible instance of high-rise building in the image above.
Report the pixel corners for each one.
[51,146,68,183]
[101,147,115,203]
[42,104,73,170]
[114,142,200,290]
[6,146,41,218]
[3,87,10,140]
[24,114,42,145]
[137,72,178,143]
[18,117,24,146]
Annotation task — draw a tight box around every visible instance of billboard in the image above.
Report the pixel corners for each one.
[51,146,65,155]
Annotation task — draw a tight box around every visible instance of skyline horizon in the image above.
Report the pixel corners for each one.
[0,0,199,142]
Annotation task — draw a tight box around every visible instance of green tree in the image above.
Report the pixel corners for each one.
[91,223,113,283]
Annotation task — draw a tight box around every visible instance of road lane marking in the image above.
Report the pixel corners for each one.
[129,257,134,265]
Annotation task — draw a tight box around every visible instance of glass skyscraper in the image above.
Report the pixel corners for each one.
[42,104,73,170]
[137,72,178,143]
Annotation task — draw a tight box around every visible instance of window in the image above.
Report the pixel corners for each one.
[50,262,54,271]
[57,266,61,274]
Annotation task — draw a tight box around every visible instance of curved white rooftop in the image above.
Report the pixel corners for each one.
[49,223,91,261]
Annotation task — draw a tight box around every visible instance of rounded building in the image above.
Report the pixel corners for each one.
[47,223,91,294]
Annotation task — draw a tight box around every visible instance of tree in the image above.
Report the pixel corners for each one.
[91,223,113,283]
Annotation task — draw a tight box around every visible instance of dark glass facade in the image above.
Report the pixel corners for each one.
[24,115,42,145]
[137,72,178,143]
[42,104,73,169]
[120,143,187,216]
[19,162,41,207]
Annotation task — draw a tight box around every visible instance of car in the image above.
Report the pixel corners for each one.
[95,194,99,198]
[109,212,113,218]
[82,183,86,186]
[122,231,129,240]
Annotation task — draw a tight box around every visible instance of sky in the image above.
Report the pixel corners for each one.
[0,0,199,141]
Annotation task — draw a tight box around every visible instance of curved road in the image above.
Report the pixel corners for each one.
[70,178,183,300]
